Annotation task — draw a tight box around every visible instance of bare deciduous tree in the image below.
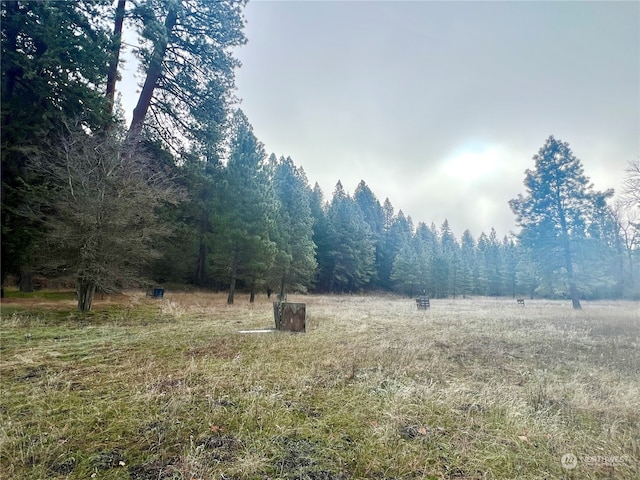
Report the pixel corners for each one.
[622,160,640,210]
[22,123,179,312]
[614,160,640,296]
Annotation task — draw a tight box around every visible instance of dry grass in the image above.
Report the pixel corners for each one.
[1,291,638,479]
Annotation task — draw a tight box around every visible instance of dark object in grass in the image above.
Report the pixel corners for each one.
[274,302,306,332]
[147,287,164,299]
[416,295,430,310]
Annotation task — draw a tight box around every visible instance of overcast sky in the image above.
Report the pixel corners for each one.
[231,0,639,238]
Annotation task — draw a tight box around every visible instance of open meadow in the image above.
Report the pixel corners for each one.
[0,291,638,479]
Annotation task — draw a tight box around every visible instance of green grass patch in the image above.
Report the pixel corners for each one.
[2,288,77,301]
[1,293,638,479]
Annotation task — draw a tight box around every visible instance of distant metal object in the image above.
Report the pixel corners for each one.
[517,298,525,307]
[147,287,164,299]
[416,296,430,310]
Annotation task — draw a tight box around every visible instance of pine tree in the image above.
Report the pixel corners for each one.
[485,228,503,296]
[414,222,438,296]
[268,156,317,299]
[440,220,460,297]
[475,232,490,296]
[501,235,518,298]
[309,183,333,292]
[509,136,613,308]
[377,198,397,289]
[459,230,476,298]
[325,182,375,292]
[381,210,413,290]
[126,0,246,148]
[168,150,227,288]
[354,181,384,287]
[220,110,277,304]
[516,249,539,299]
[390,241,421,296]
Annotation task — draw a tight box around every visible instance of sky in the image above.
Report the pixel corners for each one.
[231,0,640,239]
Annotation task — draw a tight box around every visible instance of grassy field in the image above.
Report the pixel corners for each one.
[0,291,638,479]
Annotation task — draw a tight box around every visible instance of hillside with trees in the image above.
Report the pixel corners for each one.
[2,1,638,311]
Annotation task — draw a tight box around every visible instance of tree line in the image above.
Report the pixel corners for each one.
[2,1,638,311]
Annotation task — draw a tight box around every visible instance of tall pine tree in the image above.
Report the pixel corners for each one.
[459,229,476,298]
[309,183,333,292]
[219,110,276,304]
[325,182,375,292]
[354,181,384,288]
[509,136,613,308]
[268,155,317,299]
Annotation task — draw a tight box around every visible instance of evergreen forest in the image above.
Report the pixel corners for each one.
[2,1,638,312]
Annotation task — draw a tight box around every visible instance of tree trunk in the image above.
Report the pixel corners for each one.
[328,265,336,293]
[451,264,457,299]
[227,250,238,304]
[279,272,286,302]
[557,199,582,309]
[19,267,33,292]
[128,5,178,140]
[569,282,581,309]
[562,237,582,309]
[106,0,126,117]
[77,279,96,312]
[195,238,207,286]
[626,249,636,294]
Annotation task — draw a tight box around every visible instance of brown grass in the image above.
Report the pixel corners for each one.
[1,291,638,479]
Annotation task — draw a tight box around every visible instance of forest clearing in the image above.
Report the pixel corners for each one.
[2,5,637,478]
[1,291,638,479]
